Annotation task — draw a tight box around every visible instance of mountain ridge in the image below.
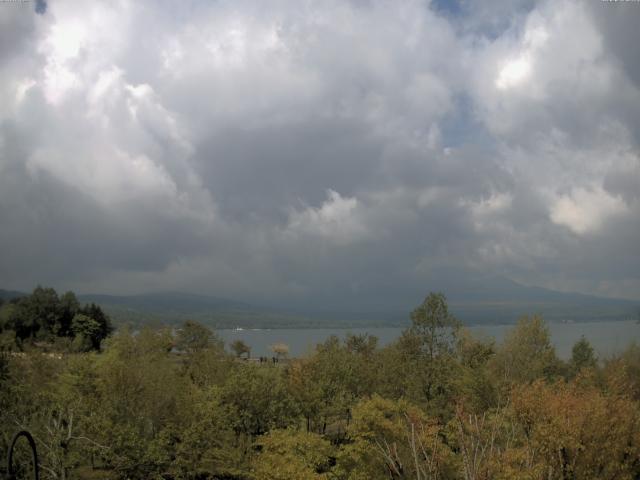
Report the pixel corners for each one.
[1,280,637,328]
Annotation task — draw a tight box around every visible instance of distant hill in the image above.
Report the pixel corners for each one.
[80,283,637,328]
[77,292,313,329]
[79,292,253,315]
[0,289,26,301]
[276,272,638,326]
[439,274,638,324]
[449,300,637,324]
[2,279,637,328]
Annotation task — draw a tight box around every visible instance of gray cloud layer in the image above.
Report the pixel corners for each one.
[1,0,639,306]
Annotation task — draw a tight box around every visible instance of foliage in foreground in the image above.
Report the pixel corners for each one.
[1,292,639,479]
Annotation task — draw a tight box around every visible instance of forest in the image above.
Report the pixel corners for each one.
[1,288,640,479]
[0,287,112,353]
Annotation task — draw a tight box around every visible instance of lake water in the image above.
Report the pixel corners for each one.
[218,320,640,359]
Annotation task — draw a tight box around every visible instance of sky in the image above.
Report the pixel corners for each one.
[0,0,639,309]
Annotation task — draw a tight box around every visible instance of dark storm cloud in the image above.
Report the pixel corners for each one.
[35,0,47,15]
[586,2,640,149]
[192,118,383,222]
[0,125,216,290]
[0,0,638,303]
[588,1,640,88]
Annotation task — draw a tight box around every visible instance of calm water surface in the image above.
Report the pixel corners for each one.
[219,320,640,359]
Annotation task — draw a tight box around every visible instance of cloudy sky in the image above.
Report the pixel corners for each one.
[1,0,639,309]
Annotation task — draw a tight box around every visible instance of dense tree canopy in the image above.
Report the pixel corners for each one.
[0,286,112,351]
[1,291,639,480]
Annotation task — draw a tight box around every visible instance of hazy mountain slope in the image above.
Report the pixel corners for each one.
[3,277,637,328]
[79,292,253,315]
[0,289,26,301]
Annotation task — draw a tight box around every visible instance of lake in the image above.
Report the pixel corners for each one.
[218,320,640,359]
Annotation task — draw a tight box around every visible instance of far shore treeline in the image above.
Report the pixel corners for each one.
[1,287,640,479]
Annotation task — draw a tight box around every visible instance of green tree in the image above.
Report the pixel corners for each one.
[0,288,112,351]
[173,387,242,478]
[230,339,251,358]
[221,365,299,438]
[457,329,495,370]
[510,380,640,478]
[253,429,334,480]
[94,327,193,478]
[407,292,461,360]
[456,329,499,412]
[176,320,221,353]
[397,293,463,416]
[71,314,102,352]
[57,291,80,337]
[491,315,560,386]
[19,286,61,340]
[336,395,456,479]
[345,333,378,356]
[77,303,112,349]
[569,336,597,376]
[288,335,380,436]
[602,343,640,401]
[178,322,231,388]
[0,303,23,349]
